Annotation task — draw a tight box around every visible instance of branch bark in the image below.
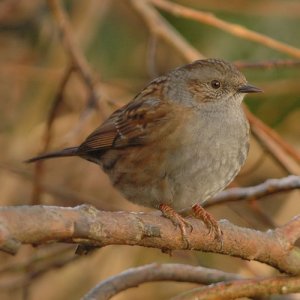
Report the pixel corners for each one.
[0,205,300,275]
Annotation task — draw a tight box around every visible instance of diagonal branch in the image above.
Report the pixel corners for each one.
[249,115,300,175]
[0,205,300,275]
[172,275,300,300]
[47,0,109,116]
[150,0,300,58]
[47,0,97,98]
[245,107,300,165]
[130,0,203,62]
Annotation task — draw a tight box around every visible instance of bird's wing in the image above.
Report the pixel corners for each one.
[78,95,171,154]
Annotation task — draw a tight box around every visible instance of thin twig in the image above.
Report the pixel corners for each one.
[235,59,300,69]
[150,0,300,58]
[204,175,300,208]
[47,0,109,117]
[188,1,300,17]
[81,263,242,300]
[130,0,203,62]
[31,66,74,205]
[245,107,300,165]
[172,275,300,300]
[249,119,300,175]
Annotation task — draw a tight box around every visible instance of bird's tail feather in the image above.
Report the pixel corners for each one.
[25,147,79,163]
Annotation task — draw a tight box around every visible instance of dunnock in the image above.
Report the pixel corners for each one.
[27,59,262,247]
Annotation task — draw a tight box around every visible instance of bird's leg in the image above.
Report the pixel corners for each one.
[192,203,223,243]
[159,203,193,249]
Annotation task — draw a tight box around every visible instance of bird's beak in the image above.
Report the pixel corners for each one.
[238,84,263,93]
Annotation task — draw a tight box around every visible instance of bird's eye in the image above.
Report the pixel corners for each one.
[211,80,221,89]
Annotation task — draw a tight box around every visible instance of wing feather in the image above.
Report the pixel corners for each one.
[78,97,170,154]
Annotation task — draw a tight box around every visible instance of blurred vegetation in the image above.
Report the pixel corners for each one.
[0,0,300,299]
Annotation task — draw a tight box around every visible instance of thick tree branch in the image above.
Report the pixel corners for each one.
[0,205,300,275]
[81,263,242,300]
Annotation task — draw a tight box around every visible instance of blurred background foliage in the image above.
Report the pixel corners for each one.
[0,0,300,299]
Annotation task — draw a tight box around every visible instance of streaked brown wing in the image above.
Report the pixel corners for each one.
[78,97,169,154]
[78,108,121,152]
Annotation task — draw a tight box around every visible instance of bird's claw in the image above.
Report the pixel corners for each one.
[192,203,223,249]
[159,203,192,249]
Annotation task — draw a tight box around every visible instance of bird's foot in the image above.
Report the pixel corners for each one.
[159,203,193,249]
[192,203,223,248]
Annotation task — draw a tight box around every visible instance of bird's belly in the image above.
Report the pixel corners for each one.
[103,135,248,211]
[168,143,248,210]
[103,146,173,208]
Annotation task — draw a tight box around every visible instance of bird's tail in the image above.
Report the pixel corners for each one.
[25,147,79,163]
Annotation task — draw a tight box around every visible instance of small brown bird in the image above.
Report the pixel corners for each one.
[27,59,262,247]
